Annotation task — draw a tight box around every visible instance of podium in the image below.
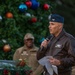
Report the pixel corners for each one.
[0,60,31,75]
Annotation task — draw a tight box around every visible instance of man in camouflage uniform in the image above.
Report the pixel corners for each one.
[13,33,43,75]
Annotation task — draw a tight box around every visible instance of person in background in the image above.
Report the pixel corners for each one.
[13,33,43,75]
[37,14,75,75]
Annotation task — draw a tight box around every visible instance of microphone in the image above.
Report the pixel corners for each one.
[40,35,51,51]
[45,37,50,41]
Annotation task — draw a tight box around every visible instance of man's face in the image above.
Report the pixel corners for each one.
[49,22,63,35]
[24,39,34,48]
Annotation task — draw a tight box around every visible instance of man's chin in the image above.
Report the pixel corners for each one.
[50,32,53,34]
[28,45,33,48]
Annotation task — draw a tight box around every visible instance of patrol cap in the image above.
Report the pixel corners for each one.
[24,33,34,40]
[49,14,64,23]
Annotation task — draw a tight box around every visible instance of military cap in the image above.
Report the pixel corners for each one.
[24,33,34,40]
[49,14,64,23]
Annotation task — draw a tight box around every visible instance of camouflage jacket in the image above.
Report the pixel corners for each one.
[13,45,43,75]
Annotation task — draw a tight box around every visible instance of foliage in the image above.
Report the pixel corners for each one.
[0,60,31,75]
[0,0,56,60]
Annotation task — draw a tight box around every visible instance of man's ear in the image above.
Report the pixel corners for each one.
[59,23,63,29]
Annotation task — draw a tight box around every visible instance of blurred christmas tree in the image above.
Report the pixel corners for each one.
[0,0,56,60]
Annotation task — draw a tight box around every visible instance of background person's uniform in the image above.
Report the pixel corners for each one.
[13,45,43,75]
[37,30,75,75]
